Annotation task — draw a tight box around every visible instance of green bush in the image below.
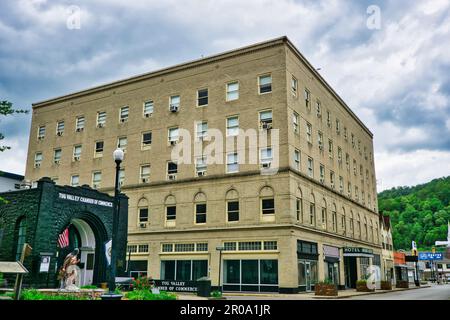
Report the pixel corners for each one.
[80,285,98,289]
[21,289,90,300]
[211,290,222,298]
[125,290,176,300]
[317,278,335,285]
[131,276,154,291]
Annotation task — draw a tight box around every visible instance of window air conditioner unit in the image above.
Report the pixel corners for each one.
[197,171,207,177]
[121,118,127,123]
[74,156,80,162]
[261,121,272,130]
[35,163,41,168]
[262,162,271,169]
[97,123,104,128]
[170,105,179,113]
[139,222,147,228]
[54,160,60,165]
[144,113,151,118]
[142,178,149,183]
[38,136,44,140]
[76,127,83,132]
[170,140,178,146]
[168,174,177,181]
[320,178,325,184]
[57,131,63,136]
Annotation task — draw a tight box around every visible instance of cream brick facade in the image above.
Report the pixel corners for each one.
[26,37,384,293]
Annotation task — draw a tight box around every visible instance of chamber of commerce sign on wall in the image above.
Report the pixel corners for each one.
[153,280,198,293]
[58,193,113,208]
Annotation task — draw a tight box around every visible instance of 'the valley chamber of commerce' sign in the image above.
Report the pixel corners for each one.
[58,193,113,208]
[343,247,374,257]
[153,280,198,293]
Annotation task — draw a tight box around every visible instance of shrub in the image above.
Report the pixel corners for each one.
[132,276,154,291]
[211,290,222,298]
[80,285,98,289]
[125,290,176,300]
[21,289,90,300]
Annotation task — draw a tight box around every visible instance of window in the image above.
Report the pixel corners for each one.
[351,133,355,148]
[92,171,102,189]
[195,203,207,224]
[196,243,208,252]
[326,111,331,128]
[118,137,127,152]
[294,149,300,170]
[197,89,208,106]
[296,198,303,222]
[319,165,325,183]
[239,242,262,251]
[139,208,148,223]
[118,169,125,186]
[259,110,273,128]
[227,152,239,173]
[95,141,104,157]
[353,159,357,176]
[261,198,275,215]
[316,101,322,117]
[348,182,352,197]
[73,145,82,161]
[309,202,316,225]
[338,147,342,164]
[167,162,178,179]
[227,201,239,222]
[97,111,106,127]
[307,157,314,178]
[227,116,239,136]
[76,116,85,132]
[166,206,176,221]
[291,76,298,95]
[339,176,344,193]
[330,171,335,188]
[321,204,327,228]
[344,127,348,140]
[71,175,79,187]
[15,218,27,261]
[142,132,152,149]
[195,156,207,176]
[226,82,239,101]
[304,89,311,109]
[138,245,149,253]
[53,149,62,164]
[306,122,312,144]
[332,209,337,232]
[335,119,340,135]
[38,126,46,139]
[260,148,273,166]
[170,95,180,109]
[318,131,323,150]
[328,140,334,158]
[143,100,154,117]
[258,74,272,94]
[120,106,129,122]
[196,121,208,140]
[140,165,150,183]
[293,112,299,133]
[56,121,65,135]
[168,127,179,143]
[34,152,43,168]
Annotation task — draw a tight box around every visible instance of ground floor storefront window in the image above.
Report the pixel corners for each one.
[298,259,318,291]
[128,260,148,278]
[325,261,339,285]
[360,257,371,279]
[223,259,278,292]
[160,260,208,281]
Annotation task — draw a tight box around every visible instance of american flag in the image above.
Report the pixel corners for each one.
[58,228,69,248]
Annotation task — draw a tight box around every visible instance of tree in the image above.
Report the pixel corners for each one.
[0,100,28,152]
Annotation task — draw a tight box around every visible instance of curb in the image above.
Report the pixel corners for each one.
[313,285,432,299]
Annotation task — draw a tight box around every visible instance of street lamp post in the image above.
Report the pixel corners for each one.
[216,246,224,292]
[101,148,124,300]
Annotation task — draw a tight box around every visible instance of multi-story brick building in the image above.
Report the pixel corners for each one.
[25,36,386,293]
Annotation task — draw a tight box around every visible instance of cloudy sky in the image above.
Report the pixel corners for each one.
[0,0,449,191]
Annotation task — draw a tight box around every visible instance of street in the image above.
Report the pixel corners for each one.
[348,284,450,300]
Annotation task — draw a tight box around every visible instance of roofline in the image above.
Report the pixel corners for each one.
[32,35,372,137]
[0,171,24,181]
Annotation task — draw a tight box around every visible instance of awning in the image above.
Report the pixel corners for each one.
[323,245,340,263]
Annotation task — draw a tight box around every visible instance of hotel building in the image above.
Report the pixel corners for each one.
[25,36,389,293]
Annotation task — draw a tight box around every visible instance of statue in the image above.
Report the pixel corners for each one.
[58,248,81,291]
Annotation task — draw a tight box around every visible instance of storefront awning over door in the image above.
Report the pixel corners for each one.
[323,245,340,263]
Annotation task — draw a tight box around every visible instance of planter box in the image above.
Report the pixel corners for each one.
[356,281,375,292]
[315,283,338,296]
[380,281,392,290]
[396,281,409,289]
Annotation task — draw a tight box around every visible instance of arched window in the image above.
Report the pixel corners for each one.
[341,207,346,235]
[364,217,368,240]
[309,193,316,226]
[350,210,355,238]
[332,204,337,232]
[165,195,177,226]
[321,198,327,230]
[15,217,27,261]
[194,192,207,224]
[260,186,275,216]
[357,214,361,239]
[226,189,239,222]
[138,198,149,225]
[296,188,303,222]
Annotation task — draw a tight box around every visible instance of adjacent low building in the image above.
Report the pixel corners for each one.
[0,177,128,288]
[0,171,24,192]
[25,36,386,293]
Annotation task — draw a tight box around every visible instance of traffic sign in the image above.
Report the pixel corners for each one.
[418,252,443,260]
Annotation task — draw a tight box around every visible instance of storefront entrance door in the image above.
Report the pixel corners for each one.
[305,262,312,291]
[344,257,357,288]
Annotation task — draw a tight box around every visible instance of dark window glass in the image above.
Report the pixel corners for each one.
[260,260,278,285]
[198,89,208,106]
[242,260,258,284]
[142,132,152,145]
[227,201,239,222]
[166,206,176,220]
[15,218,26,261]
[168,162,178,174]
[139,208,148,222]
[224,260,240,284]
[262,198,275,214]
[192,260,208,281]
[196,203,207,224]
[95,141,104,153]
[161,260,175,280]
[176,260,192,281]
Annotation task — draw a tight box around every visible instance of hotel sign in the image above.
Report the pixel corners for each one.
[343,247,373,257]
[58,193,113,208]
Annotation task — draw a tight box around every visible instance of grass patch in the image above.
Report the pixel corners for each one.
[21,289,91,300]
[125,290,177,300]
